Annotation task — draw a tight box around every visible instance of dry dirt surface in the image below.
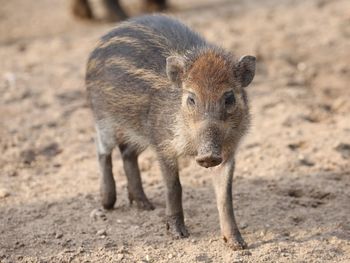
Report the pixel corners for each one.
[1,0,350,262]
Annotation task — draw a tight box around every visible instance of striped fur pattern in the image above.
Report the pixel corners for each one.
[86,15,252,160]
[86,15,256,249]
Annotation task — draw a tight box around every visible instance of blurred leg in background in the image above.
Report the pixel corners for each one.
[72,0,168,22]
[102,0,128,22]
[72,0,93,20]
[144,0,167,12]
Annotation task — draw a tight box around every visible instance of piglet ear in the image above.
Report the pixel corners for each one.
[166,56,185,84]
[237,55,256,88]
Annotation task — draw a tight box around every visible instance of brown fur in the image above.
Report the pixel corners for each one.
[186,51,235,98]
[173,50,251,164]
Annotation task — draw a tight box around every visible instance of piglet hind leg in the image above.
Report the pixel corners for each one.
[212,159,247,250]
[96,126,117,210]
[119,143,154,210]
[158,156,189,238]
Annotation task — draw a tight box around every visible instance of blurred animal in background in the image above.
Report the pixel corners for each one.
[71,0,167,22]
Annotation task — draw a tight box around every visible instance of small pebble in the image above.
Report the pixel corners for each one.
[287,141,305,150]
[240,222,248,229]
[281,230,290,237]
[118,245,128,253]
[39,142,62,158]
[286,75,306,87]
[239,250,252,256]
[260,229,267,237]
[104,241,116,249]
[298,154,315,166]
[90,208,107,220]
[8,171,18,177]
[232,257,243,263]
[55,233,63,239]
[97,229,107,236]
[0,189,10,199]
[4,72,16,89]
[168,254,173,259]
[335,143,350,159]
[117,253,124,261]
[20,149,36,164]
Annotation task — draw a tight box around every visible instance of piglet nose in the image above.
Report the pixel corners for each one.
[195,154,223,168]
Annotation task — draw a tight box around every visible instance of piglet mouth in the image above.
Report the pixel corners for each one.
[195,153,223,168]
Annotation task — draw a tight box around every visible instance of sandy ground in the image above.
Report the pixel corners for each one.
[1,0,350,262]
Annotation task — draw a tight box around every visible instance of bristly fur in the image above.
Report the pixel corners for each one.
[184,46,235,71]
[86,14,251,159]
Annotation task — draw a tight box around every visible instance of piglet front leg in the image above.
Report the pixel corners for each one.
[158,156,189,238]
[212,159,247,250]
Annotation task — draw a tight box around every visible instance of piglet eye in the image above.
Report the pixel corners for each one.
[187,94,196,107]
[224,91,235,106]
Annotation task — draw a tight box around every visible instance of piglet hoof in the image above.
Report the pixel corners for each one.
[166,213,189,238]
[223,234,247,250]
[101,193,116,210]
[136,199,155,210]
[128,192,155,211]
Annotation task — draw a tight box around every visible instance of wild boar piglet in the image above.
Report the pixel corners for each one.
[86,15,256,250]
